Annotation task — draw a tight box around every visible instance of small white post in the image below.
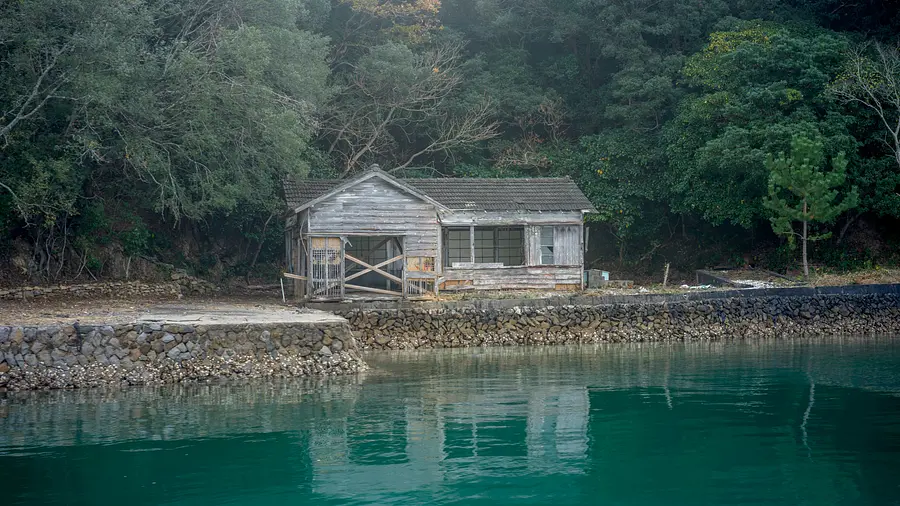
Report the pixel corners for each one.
[663,262,670,288]
[280,278,286,303]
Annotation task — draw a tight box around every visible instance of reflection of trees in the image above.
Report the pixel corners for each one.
[2,337,899,505]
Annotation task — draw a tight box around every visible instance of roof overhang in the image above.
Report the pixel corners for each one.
[290,169,451,215]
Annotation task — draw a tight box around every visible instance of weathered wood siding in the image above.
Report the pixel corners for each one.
[439,210,583,226]
[442,266,582,290]
[553,225,581,266]
[307,178,440,258]
[525,226,541,266]
[523,224,583,267]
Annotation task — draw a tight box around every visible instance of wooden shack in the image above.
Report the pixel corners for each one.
[283,167,597,300]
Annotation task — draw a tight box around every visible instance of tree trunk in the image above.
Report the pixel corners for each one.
[802,199,809,280]
[836,211,858,245]
[246,212,275,285]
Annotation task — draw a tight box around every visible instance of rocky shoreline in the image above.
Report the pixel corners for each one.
[0,321,365,391]
[3,284,899,391]
[341,290,900,350]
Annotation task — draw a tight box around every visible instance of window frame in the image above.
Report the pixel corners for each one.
[443,226,525,267]
[540,226,555,265]
[444,227,471,267]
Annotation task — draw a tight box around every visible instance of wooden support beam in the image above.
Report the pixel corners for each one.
[345,253,403,284]
[344,254,404,283]
[312,280,341,296]
[340,237,346,299]
[344,283,403,296]
[402,237,408,299]
[282,273,308,281]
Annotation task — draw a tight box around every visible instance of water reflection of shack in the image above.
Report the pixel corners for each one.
[307,368,591,498]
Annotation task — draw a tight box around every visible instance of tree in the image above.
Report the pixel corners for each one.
[831,42,900,171]
[763,136,858,278]
[0,0,334,281]
[666,22,855,228]
[321,41,498,176]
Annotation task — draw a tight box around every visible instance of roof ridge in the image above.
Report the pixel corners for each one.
[284,173,597,213]
[403,177,577,182]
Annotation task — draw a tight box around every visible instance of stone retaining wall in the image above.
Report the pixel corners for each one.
[0,321,364,391]
[0,273,217,301]
[340,288,900,350]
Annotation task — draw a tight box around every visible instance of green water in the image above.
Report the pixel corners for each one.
[2,339,900,505]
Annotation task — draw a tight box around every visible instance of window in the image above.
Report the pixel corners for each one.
[541,226,555,265]
[445,228,470,266]
[474,228,495,263]
[497,228,524,266]
[443,226,525,266]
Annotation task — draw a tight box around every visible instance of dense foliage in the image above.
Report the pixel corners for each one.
[1,0,899,282]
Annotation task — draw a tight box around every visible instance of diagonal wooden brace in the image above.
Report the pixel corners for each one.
[344,254,403,284]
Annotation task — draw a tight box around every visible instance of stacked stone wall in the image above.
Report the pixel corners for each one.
[341,292,900,350]
[0,321,364,390]
[0,274,217,301]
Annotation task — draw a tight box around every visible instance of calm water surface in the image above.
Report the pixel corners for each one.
[2,338,900,505]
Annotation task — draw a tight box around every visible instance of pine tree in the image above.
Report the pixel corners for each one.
[763,136,859,279]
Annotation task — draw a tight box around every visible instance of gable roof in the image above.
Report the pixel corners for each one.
[284,169,597,213]
[286,168,450,214]
[404,178,596,212]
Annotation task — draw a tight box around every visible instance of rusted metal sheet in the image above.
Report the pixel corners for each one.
[307,178,439,257]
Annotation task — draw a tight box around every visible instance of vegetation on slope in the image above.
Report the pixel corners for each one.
[1,0,899,284]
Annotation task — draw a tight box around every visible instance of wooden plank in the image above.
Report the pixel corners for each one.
[436,223,443,276]
[525,225,541,266]
[340,236,346,299]
[344,283,403,296]
[296,236,303,300]
[580,223,586,290]
[469,225,475,263]
[345,253,403,284]
[401,236,408,299]
[306,178,440,257]
[312,280,341,296]
[439,210,584,226]
[282,273,308,281]
[442,265,583,291]
[554,225,581,266]
[344,254,404,282]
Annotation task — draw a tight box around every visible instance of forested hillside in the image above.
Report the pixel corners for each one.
[2,0,899,284]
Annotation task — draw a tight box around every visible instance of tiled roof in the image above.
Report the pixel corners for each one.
[283,173,597,212]
[404,178,597,212]
[283,179,340,210]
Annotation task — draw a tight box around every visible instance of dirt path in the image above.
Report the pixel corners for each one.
[0,295,327,326]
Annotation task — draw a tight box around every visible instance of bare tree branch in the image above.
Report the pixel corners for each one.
[322,41,497,176]
[831,42,900,169]
[0,44,71,141]
[391,100,499,172]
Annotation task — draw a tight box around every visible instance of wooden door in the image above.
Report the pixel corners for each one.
[309,236,343,299]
